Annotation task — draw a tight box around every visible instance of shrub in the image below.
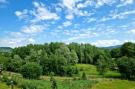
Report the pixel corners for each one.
[20,62,42,79]
[81,72,87,80]
[50,77,57,89]
[117,56,135,80]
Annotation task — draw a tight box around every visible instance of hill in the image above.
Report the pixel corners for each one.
[102,45,121,50]
[0,47,12,52]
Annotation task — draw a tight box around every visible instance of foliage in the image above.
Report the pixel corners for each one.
[111,48,121,58]
[50,76,57,89]
[117,56,135,79]
[81,72,87,80]
[20,62,42,79]
[111,42,135,80]
[120,42,135,57]
[1,42,135,80]
[96,53,110,75]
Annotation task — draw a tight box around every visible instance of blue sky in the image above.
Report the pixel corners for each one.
[0,0,135,47]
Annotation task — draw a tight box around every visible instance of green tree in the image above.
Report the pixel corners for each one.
[20,62,43,79]
[121,42,135,57]
[111,48,121,58]
[39,52,49,75]
[96,55,108,75]
[0,54,10,70]
[8,55,23,72]
[55,44,71,63]
[12,46,30,59]
[70,50,79,64]
[117,56,135,80]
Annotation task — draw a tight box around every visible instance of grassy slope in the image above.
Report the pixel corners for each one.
[0,83,19,89]
[2,64,135,89]
[23,79,94,89]
[92,80,135,89]
[3,71,95,89]
[76,64,120,78]
[76,64,135,89]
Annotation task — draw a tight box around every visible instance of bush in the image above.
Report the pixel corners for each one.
[20,62,42,79]
[50,77,57,89]
[117,56,135,80]
[81,72,87,80]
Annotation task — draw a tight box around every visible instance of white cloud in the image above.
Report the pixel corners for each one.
[63,0,75,10]
[127,29,135,34]
[62,0,93,19]
[21,24,44,34]
[8,37,36,47]
[74,9,92,16]
[76,0,93,9]
[31,1,59,22]
[15,9,28,20]
[77,0,116,9]
[28,38,35,43]
[100,16,110,22]
[0,38,26,48]
[91,39,122,47]
[100,10,135,22]
[12,1,55,47]
[87,18,96,23]
[66,29,98,41]
[15,1,59,23]
[63,21,72,27]
[96,0,116,8]
[117,0,134,7]
[65,14,74,20]
[33,1,40,7]
[67,33,98,41]
[122,0,134,4]
[110,10,135,19]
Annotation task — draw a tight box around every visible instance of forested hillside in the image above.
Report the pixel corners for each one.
[0,47,12,53]
[0,42,135,89]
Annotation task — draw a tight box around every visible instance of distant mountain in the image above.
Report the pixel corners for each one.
[102,45,121,50]
[0,47,12,53]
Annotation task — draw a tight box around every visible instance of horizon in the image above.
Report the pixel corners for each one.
[0,41,123,48]
[0,0,135,47]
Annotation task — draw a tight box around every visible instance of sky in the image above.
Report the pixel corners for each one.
[0,0,135,47]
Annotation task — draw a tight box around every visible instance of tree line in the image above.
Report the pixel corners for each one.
[0,42,135,80]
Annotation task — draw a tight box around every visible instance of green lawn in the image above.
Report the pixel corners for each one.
[92,79,135,89]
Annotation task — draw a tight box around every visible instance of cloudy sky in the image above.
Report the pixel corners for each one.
[0,0,135,47]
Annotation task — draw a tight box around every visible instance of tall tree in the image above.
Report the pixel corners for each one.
[121,42,135,57]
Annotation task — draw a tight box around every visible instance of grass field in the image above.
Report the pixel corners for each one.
[1,64,135,89]
[0,82,19,89]
[92,79,135,89]
[76,64,120,78]
[21,79,96,89]
[2,70,96,89]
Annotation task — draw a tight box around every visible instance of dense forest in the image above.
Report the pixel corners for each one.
[0,42,135,80]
